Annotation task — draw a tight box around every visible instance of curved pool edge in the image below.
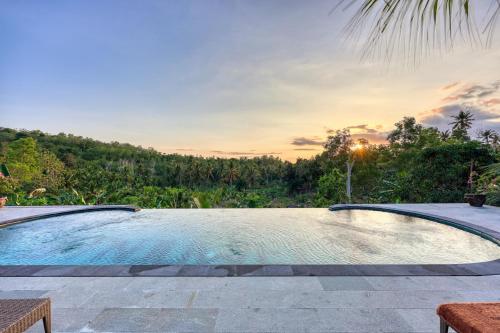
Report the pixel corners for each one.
[329,204,500,246]
[0,205,498,276]
[0,205,140,228]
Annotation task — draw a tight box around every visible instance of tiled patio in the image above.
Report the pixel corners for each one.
[0,275,499,332]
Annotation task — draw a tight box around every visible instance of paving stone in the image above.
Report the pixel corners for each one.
[25,308,102,332]
[0,290,47,299]
[43,286,99,308]
[396,308,440,333]
[140,276,324,291]
[455,290,500,302]
[318,277,374,290]
[365,276,473,291]
[85,308,218,332]
[0,277,79,291]
[193,289,465,309]
[396,309,458,333]
[215,308,413,332]
[131,265,182,276]
[456,275,500,290]
[81,289,194,308]
[55,308,102,332]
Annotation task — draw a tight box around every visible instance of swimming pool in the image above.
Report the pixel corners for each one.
[0,208,499,265]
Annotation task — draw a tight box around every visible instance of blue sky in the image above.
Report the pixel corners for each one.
[1,0,500,160]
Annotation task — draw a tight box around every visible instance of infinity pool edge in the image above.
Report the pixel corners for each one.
[329,204,500,246]
[1,205,499,276]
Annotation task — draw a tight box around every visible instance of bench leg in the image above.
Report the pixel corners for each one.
[440,318,449,333]
[43,315,51,333]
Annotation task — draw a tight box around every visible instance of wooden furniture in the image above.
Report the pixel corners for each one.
[437,302,500,333]
[0,299,51,333]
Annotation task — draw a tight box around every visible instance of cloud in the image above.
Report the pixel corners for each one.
[173,148,281,156]
[326,125,388,144]
[209,150,281,156]
[293,148,318,151]
[481,98,500,107]
[442,81,460,90]
[419,104,500,132]
[442,81,500,102]
[290,136,325,146]
[351,132,388,144]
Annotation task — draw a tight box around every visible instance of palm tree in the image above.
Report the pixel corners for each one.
[340,0,500,62]
[440,130,451,141]
[449,110,475,140]
[224,161,239,186]
[478,129,498,144]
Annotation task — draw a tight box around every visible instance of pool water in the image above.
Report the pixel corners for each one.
[0,209,499,265]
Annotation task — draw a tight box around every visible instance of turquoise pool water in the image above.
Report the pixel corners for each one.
[0,208,499,265]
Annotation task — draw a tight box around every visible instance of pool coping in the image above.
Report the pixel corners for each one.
[329,204,500,246]
[0,205,140,228]
[0,204,499,277]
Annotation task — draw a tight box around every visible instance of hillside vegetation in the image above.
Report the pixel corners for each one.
[0,114,498,207]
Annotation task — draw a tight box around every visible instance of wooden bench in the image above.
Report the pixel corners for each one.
[0,299,51,333]
[437,302,500,333]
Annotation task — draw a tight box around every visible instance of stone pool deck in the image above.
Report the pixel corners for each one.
[0,204,499,332]
[0,275,498,332]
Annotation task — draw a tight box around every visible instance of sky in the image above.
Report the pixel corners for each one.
[1,0,500,161]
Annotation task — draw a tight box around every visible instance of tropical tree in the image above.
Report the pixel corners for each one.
[450,110,475,140]
[478,129,499,145]
[387,117,423,147]
[323,129,358,203]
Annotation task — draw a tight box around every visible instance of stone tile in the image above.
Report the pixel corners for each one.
[456,275,500,290]
[83,308,165,332]
[292,265,363,276]
[0,290,47,299]
[122,277,181,291]
[177,265,211,276]
[55,308,102,332]
[396,309,458,333]
[34,265,132,277]
[455,290,500,302]
[81,289,194,308]
[215,308,413,332]
[85,308,218,332]
[262,265,294,276]
[365,276,473,291]
[163,277,324,291]
[318,277,374,290]
[396,308,440,333]
[0,265,45,277]
[130,265,182,276]
[43,286,98,308]
[193,289,465,309]
[0,277,89,291]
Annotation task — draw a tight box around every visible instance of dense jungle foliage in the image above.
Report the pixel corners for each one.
[0,113,499,208]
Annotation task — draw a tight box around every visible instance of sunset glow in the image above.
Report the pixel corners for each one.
[1,1,499,161]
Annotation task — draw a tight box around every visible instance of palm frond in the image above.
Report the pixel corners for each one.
[337,0,500,64]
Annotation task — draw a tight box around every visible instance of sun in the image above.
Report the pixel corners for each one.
[352,143,364,151]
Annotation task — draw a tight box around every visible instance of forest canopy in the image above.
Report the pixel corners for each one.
[0,113,498,208]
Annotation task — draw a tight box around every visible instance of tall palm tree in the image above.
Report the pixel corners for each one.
[450,110,475,131]
[224,161,239,186]
[478,129,498,144]
[449,110,475,140]
[340,0,500,62]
